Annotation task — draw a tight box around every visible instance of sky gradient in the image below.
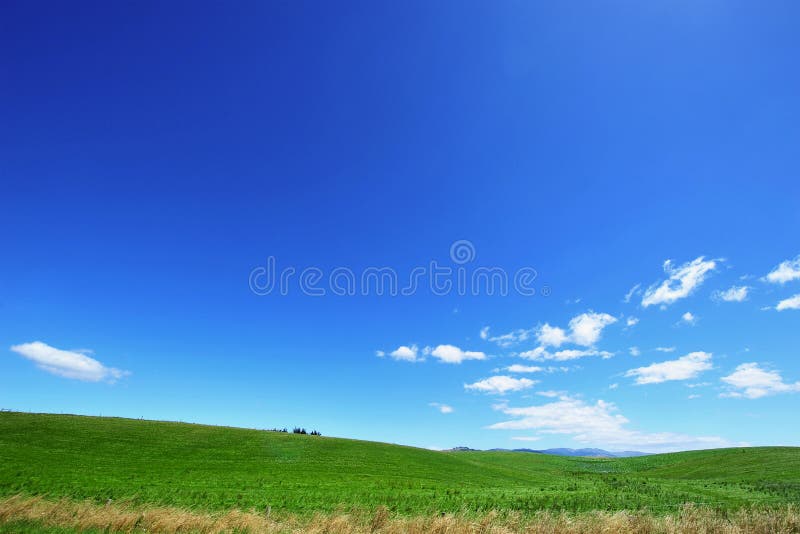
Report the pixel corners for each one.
[2,1,799,452]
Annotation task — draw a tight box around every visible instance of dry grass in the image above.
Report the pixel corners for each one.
[1,495,799,533]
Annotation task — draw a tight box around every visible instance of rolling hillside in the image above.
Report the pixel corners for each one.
[1,412,798,517]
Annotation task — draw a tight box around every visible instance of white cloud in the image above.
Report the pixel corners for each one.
[518,347,548,360]
[680,311,698,326]
[375,350,386,357]
[479,326,490,340]
[688,394,701,399]
[488,395,732,453]
[534,312,617,349]
[496,311,616,352]
[536,390,564,398]
[764,255,800,284]
[624,284,641,304]
[511,436,541,442]
[626,316,639,327]
[389,345,421,362]
[568,312,617,346]
[429,402,454,414]
[776,294,800,311]
[609,383,619,390]
[655,346,676,353]
[488,328,535,348]
[520,347,613,362]
[505,364,544,373]
[629,347,641,357]
[721,363,800,399]
[713,286,750,302]
[465,375,536,394]
[10,341,129,383]
[430,344,486,364]
[536,323,569,347]
[625,351,713,385]
[642,257,718,308]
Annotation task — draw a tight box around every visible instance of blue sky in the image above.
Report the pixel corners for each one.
[2,1,799,453]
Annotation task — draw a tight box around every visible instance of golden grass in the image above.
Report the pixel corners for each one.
[1,495,799,533]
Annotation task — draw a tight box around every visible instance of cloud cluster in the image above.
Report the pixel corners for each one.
[625,351,713,385]
[536,312,617,348]
[721,363,800,399]
[381,344,486,364]
[10,341,129,383]
[642,257,718,308]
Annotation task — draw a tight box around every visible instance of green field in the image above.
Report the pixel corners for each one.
[1,411,798,518]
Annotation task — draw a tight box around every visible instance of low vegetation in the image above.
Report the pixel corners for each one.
[1,496,799,533]
[1,412,799,532]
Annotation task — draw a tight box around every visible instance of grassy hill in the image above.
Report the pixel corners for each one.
[1,411,798,518]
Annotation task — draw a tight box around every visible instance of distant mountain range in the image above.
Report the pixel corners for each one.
[449,446,650,458]
[524,448,650,458]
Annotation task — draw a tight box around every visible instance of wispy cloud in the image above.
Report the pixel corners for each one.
[642,257,718,308]
[764,255,800,284]
[624,284,641,304]
[519,347,613,362]
[721,363,800,399]
[713,286,750,302]
[679,311,698,326]
[625,352,713,385]
[776,294,800,311]
[10,341,129,383]
[486,327,535,348]
[465,375,536,394]
[488,395,732,453]
[429,402,454,414]
[536,390,564,398]
[504,364,544,373]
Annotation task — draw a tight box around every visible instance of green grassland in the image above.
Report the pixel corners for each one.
[1,412,798,517]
